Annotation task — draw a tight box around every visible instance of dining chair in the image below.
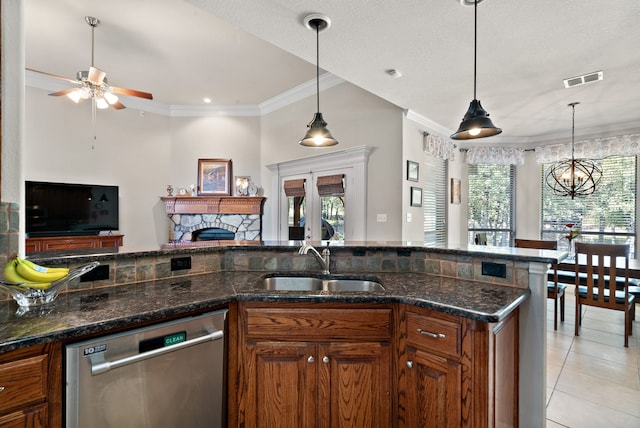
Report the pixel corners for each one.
[574,242,636,347]
[514,239,566,330]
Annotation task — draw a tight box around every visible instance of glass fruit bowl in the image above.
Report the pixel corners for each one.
[0,261,100,307]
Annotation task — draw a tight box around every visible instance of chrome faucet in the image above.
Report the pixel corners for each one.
[298,244,331,274]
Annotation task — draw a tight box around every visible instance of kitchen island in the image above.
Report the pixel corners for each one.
[0,242,558,427]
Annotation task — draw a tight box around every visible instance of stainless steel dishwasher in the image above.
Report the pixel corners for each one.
[65,309,227,428]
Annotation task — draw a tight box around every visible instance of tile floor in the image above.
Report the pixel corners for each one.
[545,285,640,427]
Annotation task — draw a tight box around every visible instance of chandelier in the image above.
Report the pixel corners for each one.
[546,102,602,199]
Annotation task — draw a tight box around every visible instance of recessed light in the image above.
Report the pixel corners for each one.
[385,69,402,78]
[203,97,212,104]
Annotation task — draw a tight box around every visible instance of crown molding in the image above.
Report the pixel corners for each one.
[26,69,344,118]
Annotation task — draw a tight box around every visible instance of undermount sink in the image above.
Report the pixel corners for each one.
[259,275,385,292]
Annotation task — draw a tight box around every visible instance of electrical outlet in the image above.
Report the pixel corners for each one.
[376,214,387,222]
[481,261,507,278]
[407,213,412,222]
[171,256,192,271]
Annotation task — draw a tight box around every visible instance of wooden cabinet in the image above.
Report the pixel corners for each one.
[396,305,519,428]
[234,302,393,428]
[0,344,62,427]
[25,234,123,253]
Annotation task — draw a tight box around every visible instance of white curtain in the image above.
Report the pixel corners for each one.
[535,133,640,163]
[423,133,456,161]
[465,147,525,165]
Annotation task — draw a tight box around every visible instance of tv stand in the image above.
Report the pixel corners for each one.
[26,234,124,254]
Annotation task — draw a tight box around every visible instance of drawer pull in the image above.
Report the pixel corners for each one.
[307,356,315,363]
[0,386,4,392]
[417,328,446,339]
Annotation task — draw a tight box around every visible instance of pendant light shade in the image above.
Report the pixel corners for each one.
[451,0,501,140]
[299,14,338,147]
[546,102,602,199]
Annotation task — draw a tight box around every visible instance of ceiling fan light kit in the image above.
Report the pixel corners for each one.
[27,15,153,111]
[299,13,339,147]
[451,0,501,140]
[546,102,602,199]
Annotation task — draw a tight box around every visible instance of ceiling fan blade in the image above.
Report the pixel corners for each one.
[48,88,81,97]
[109,85,153,100]
[111,101,126,110]
[88,66,106,84]
[26,67,80,85]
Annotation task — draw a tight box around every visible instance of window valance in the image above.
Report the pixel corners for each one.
[465,147,525,165]
[423,132,456,161]
[535,133,640,163]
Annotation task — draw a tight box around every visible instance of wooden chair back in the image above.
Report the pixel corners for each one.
[514,239,557,250]
[574,242,630,310]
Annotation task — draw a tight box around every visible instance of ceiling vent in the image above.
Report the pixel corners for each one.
[563,71,603,88]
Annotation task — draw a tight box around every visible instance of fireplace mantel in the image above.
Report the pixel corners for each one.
[160,196,265,215]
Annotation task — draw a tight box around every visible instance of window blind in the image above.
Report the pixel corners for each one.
[284,179,306,197]
[422,154,447,246]
[467,164,516,246]
[540,155,637,256]
[317,174,345,196]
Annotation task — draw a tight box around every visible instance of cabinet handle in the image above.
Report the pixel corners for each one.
[307,356,315,363]
[322,356,329,364]
[406,360,413,369]
[417,328,446,339]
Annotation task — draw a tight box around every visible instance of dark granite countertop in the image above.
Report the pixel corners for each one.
[0,270,529,354]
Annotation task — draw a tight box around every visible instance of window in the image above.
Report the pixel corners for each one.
[541,155,637,257]
[422,154,447,246]
[467,164,516,246]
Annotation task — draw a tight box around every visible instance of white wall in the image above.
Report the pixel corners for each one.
[25,86,172,248]
[260,82,403,241]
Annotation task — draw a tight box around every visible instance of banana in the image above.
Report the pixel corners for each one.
[18,257,69,274]
[3,258,52,290]
[14,257,68,283]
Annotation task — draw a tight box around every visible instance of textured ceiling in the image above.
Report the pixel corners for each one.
[25,0,640,147]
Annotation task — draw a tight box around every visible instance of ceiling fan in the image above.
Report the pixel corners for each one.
[27,16,153,110]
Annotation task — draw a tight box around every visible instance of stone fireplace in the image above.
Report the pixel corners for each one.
[160,196,266,246]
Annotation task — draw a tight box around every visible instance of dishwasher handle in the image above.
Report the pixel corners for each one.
[90,329,224,376]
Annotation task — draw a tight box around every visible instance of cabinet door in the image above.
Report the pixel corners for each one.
[401,346,461,428]
[318,342,391,428]
[0,404,47,428]
[240,341,317,428]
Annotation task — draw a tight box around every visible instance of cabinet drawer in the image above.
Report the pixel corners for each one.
[244,307,392,341]
[0,355,48,414]
[407,311,461,358]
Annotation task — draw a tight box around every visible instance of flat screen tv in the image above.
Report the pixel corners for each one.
[26,181,119,237]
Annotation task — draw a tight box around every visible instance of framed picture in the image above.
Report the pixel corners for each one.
[197,158,232,196]
[407,160,419,182]
[235,176,251,196]
[451,178,461,204]
[410,186,422,207]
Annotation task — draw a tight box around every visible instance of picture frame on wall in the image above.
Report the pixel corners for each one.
[407,160,419,182]
[197,158,232,196]
[410,186,422,207]
[451,178,461,204]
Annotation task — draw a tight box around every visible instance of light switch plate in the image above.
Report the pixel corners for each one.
[376,214,387,222]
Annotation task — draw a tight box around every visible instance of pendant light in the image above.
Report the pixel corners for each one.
[451,0,502,140]
[299,14,339,147]
[546,102,602,199]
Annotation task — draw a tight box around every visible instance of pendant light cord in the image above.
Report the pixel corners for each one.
[473,0,478,100]
[315,23,320,113]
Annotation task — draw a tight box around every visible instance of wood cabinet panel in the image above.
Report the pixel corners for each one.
[25,235,123,253]
[236,303,393,428]
[0,344,61,428]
